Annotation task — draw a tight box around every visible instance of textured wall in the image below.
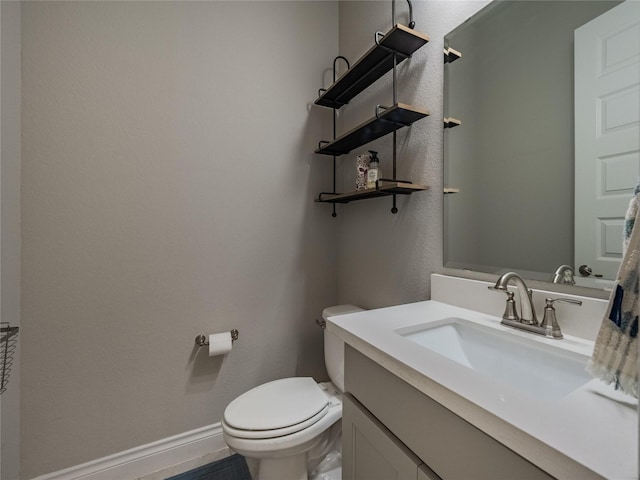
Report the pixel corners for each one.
[20,2,338,477]
[335,1,489,308]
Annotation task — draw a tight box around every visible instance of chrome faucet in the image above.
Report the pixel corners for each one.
[552,265,575,285]
[488,272,582,339]
[489,272,537,325]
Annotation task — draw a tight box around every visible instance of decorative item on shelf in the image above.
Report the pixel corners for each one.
[444,46,462,64]
[366,151,381,189]
[444,117,461,129]
[356,153,371,191]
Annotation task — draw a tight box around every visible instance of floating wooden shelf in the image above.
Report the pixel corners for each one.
[315,25,430,109]
[444,117,461,128]
[444,47,462,64]
[316,103,430,156]
[317,181,429,204]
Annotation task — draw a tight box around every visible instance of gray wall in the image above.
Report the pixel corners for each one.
[20,2,338,477]
[1,2,22,479]
[335,1,488,308]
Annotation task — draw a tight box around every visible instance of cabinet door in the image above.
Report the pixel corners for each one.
[343,393,436,480]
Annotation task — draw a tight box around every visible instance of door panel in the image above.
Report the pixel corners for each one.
[575,0,640,280]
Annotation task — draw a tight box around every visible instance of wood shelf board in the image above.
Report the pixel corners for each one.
[444,117,461,128]
[315,103,430,156]
[315,25,430,109]
[443,47,462,64]
[382,24,430,54]
[317,181,429,203]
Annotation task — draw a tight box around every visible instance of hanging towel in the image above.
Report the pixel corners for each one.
[587,184,640,398]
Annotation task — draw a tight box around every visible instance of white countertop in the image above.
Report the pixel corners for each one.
[328,300,638,479]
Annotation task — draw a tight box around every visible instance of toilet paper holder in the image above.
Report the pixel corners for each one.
[195,329,239,347]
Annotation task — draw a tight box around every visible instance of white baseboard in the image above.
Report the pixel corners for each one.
[30,423,229,480]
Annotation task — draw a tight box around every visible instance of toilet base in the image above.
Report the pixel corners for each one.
[258,454,307,480]
[222,381,343,480]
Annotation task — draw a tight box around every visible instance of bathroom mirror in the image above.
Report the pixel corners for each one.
[443,0,638,291]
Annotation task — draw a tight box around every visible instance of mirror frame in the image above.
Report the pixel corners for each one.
[441,0,623,300]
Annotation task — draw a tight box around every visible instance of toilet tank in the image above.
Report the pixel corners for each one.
[322,305,364,392]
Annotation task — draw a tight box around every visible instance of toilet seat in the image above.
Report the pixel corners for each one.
[223,404,329,439]
[223,377,330,440]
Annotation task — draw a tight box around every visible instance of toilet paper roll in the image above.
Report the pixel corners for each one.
[208,332,233,357]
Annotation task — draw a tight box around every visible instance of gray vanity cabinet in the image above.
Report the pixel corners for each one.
[343,345,554,480]
[343,393,441,480]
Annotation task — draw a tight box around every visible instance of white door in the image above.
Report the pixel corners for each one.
[574,0,640,280]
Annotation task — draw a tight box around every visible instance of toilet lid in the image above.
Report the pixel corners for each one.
[224,377,329,431]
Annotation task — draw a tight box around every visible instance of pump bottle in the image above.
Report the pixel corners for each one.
[366,151,381,189]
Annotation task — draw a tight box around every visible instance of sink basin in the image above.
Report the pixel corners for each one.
[396,317,592,400]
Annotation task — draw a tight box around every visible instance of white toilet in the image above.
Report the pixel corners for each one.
[221,305,363,480]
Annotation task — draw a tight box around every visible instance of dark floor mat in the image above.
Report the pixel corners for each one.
[165,454,251,480]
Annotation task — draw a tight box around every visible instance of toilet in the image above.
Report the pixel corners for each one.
[221,305,364,480]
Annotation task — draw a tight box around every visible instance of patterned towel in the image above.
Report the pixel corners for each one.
[587,184,640,398]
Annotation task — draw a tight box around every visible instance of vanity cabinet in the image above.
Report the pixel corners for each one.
[344,345,554,480]
[343,393,441,480]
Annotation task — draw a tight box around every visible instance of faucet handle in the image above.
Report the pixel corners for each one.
[502,291,520,322]
[488,286,520,321]
[540,297,582,339]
